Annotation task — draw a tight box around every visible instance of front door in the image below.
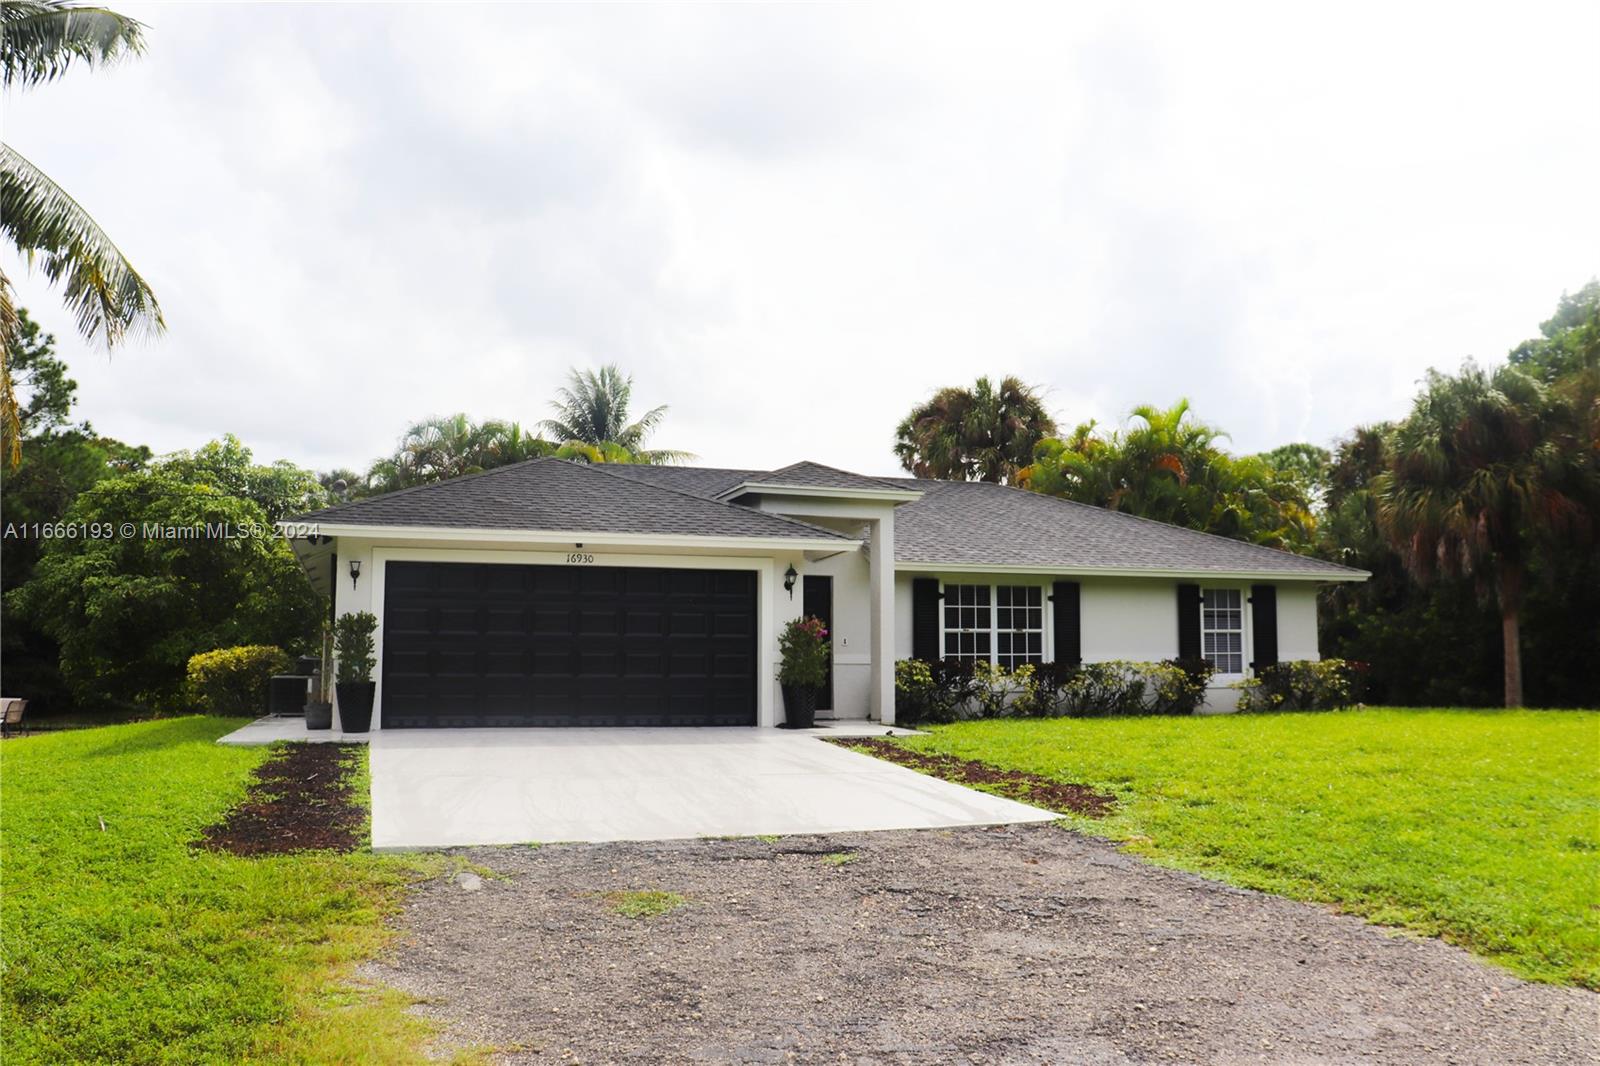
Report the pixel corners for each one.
[802,574,834,714]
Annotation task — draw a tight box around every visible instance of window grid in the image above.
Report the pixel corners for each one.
[942,584,991,661]
[942,583,1044,668]
[996,585,1044,669]
[1201,587,1244,674]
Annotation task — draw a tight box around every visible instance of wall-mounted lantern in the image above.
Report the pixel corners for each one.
[783,564,798,599]
[348,559,362,589]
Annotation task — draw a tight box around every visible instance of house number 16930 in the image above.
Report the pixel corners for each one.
[566,552,595,564]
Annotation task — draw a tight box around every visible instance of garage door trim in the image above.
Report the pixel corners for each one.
[367,548,768,729]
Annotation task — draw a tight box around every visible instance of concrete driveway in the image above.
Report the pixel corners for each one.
[368,728,1057,850]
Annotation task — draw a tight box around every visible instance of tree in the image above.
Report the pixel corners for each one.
[1,1,163,467]
[1374,362,1597,707]
[1020,399,1316,552]
[364,414,555,493]
[7,307,76,434]
[8,439,323,710]
[1255,442,1332,503]
[539,364,693,464]
[0,311,149,710]
[893,375,1056,484]
[1508,280,1599,383]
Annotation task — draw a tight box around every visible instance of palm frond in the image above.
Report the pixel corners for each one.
[0,271,21,469]
[1,1,146,88]
[0,144,163,346]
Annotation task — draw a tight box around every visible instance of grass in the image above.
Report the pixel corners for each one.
[895,707,1600,988]
[0,717,472,1065]
[603,890,688,919]
[821,851,858,867]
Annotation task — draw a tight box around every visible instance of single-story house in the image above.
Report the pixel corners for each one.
[284,458,1367,730]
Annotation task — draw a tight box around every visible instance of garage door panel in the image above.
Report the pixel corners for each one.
[670,611,708,636]
[381,561,756,727]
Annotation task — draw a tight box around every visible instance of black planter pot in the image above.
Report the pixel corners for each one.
[335,681,376,733]
[780,683,817,729]
[304,701,333,730]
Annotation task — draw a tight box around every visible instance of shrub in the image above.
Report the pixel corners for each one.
[1235,659,1357,712]
[333,612,378,685]
[894,658,978,724]
[894,658,1209,721]
[185,645,291,716]
[1023,661,1081,717]
[972,661,1033,718]
[778,615,831,688]
[1061,660,1209,716]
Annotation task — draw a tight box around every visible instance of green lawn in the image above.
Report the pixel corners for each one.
[897,708,1600,988]
[0,717,460,1065]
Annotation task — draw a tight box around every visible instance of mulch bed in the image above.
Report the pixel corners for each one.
[829,736,1117,817]
[197,743,366,856]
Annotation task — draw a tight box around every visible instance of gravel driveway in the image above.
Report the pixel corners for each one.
[364,824,1596,1064]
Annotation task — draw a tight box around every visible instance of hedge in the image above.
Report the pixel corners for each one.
[185,645,291,716]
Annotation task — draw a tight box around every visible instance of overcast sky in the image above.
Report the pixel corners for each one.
[6,2,1598,477]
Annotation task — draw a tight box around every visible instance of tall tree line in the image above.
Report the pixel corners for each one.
[891,285,1600,706]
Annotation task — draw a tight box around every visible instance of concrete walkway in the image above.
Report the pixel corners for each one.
[368,727,1057,850]
[216,716,369,745]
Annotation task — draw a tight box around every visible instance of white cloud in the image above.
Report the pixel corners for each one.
[5,1,1597,476]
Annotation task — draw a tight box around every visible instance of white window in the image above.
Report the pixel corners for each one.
[996,585,1044,669]
[1201,588,1244,675]
[943,583,1045,667]
[942,584,992,662]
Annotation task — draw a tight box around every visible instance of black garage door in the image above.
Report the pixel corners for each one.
[381,561,757,727]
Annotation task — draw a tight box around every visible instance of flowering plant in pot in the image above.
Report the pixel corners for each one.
[778,615,830,728]
[333,611,378,733]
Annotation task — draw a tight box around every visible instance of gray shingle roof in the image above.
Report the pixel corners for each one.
[745,461,912,494]
[299,458,848,541]
[592,464,757,499]
[301,457,1362,578]
[884,478,1364,578]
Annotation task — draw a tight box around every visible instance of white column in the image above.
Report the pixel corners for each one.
[868,514,896,724]
[767,553,808,726]
[331,538,375,732]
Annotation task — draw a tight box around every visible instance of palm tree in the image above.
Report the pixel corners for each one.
[552,440,636,464]
[366,414,554,492]
[1019,400,1317,552]
[1,1,162,467]
[1375,363,1596,706]
[893,375,1056,484]
[539,364,693,464]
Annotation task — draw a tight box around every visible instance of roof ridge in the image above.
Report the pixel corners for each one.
[916,478,1366,575]
[749,459,910,493]
[300,456,560,520]
[588,463,854,540]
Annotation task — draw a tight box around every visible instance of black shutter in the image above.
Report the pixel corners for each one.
[912,578,941,662]
[1177,584,1202,660]
[1052,581,1081,666]
[1250,584,1278,672]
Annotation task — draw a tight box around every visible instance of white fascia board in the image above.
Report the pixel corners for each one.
[716,482,923,504]
[279,521,860,554]
[895,560,1369,583]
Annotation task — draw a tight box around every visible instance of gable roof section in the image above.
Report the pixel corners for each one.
[297,458,849,542]
[756,461,912,493]
[887,479,1363,578]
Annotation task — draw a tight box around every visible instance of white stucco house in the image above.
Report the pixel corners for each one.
[284,459,1367,730]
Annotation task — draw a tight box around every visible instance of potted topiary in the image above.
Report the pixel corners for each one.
[304,624,334,730]
[333,610,379,733]
[778,615,830,729]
